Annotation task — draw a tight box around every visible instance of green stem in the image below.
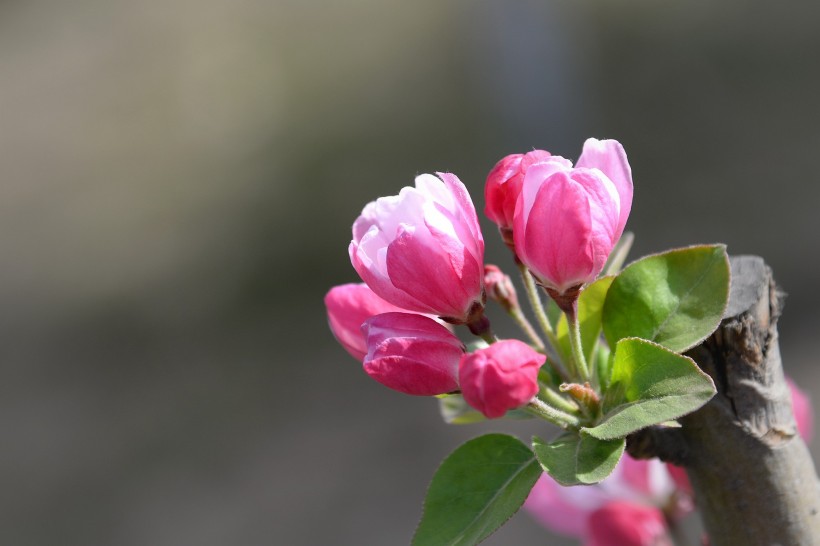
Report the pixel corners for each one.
[516,262,570,380]
[526,398,581,430]
[518,261,554,338]
[566,305,591,383]
[508,307,545,350]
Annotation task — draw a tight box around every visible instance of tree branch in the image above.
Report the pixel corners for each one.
[627,255,820,545]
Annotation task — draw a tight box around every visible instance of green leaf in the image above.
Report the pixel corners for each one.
[532,432,624,486]
[556,276,614,364]
[603,244,730,353]
[583,337,716,440]
[438,395,532,425]
[594,342,613,391]
[413,434,541,546]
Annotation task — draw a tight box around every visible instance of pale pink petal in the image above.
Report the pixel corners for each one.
[517,157,573,222]
[576,138,633,240]
[436,172,484,261]
[524,474,613,538]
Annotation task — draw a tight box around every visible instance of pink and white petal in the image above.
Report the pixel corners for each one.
[436,171,485,259]
[518,158,573,221]
[350,240,434,314]
[576,138,633,239]
[386,225,475,320]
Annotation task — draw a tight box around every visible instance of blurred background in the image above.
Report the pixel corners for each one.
[2,0,819,544]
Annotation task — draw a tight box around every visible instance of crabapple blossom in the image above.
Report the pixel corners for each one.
[513,138,633,295]
[349,172,485,324]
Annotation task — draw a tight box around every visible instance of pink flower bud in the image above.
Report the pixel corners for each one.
[513,139,633,294]
[349,172,485,323]
[483,264,519,312]
[586,502,672,546]
[324,283,406,361]
[362,312,464,396]
[484,150,553,236]
[459,340,544,418]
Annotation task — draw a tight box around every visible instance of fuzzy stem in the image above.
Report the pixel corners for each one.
[526,397,581,430]
[516,262,569,380]
[566,304,591,383]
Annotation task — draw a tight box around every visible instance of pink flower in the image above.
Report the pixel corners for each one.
[587,502,672,546]
[484,150,553,237]
[513,139,633,294]
[349,172,485,323]
[324,283,406,361]
[362,312,464,396]
[458,340,544,418]
[524,455,677,540]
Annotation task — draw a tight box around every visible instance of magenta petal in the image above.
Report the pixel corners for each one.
[386,224,480,322]
[349,240,434,314]
[324,283,405,361]
[519,172,596,292]
[576,138,633,240]
[362,312,463,396]
[459,340,543,419]
[586,502,671,546]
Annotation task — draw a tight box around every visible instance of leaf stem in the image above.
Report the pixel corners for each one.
[507,307,545,351]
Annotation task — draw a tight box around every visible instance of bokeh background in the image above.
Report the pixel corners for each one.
[2,1,820,544]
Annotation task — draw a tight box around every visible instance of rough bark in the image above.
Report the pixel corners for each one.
[627,256,820,545]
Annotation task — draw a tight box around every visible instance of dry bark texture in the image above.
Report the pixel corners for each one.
[627,256,820,546]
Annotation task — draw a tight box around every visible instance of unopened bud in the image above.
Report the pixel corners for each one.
[560,382,600,410]
[484,264,519,313]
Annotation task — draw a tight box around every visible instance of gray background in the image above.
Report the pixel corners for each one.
[2,1,819,544]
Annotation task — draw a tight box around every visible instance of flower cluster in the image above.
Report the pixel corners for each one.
[326,138,632,420]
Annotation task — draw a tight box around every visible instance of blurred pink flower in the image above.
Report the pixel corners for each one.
[513,138,633,294]
[524,454,677,542]
[349,172,485,323]
[787,377,814,442]
[324,283,406,361]
[458,339,544,418]
[587,501,672,546]
[362,312,464,396]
